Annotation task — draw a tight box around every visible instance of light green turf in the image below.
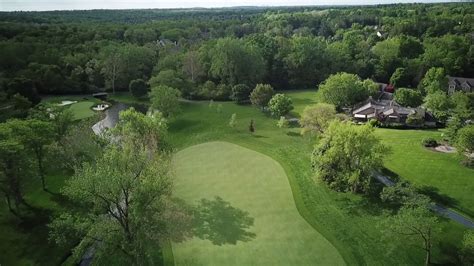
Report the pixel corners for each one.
[171,141,345,266]
[375,128,474,217]
[68,101,95,120]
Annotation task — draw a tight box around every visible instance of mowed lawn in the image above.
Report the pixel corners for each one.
[171,141,345,266]
[375,128,474,217]
[285,90,318,117]
[69,101,95,120]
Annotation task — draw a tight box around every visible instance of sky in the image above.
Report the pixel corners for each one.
[0,0,458,11]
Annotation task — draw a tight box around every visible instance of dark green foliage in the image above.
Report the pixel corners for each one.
[422,138,438,148]
[129,79,148,98]
[250,84,274,109]
[249,119,255,133]
[390,68,412,88]
[231,84,252,104]
[394,88,423,107]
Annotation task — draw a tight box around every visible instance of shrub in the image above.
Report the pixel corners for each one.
[461,157,474,168]
[216,104,223,113]
[277,116,289,128]
[231,84,252,104]
[368,119,379,127]
[422,138,438,147]
[268,93,293,117]
[229,113,237,128]
[406,112,424,127]
[250,84,274,108]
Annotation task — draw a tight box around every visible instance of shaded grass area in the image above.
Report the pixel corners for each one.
[166,99,468,265]
[172,142,344,265]
[374,128,474,217]
[109,92,150,105]
[0,170,75,265]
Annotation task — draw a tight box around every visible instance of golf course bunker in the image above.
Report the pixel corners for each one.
[172,141,344,266]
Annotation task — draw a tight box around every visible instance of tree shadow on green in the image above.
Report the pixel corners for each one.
[193,196,256,245]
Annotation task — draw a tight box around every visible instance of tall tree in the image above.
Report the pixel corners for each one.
[182,50,203,83]
[208,38,265,86]
[382,204,440,266]
[49,143,191,264]
[100,45,124,94]
[300,103,336,135]
[317,72,368,110]
[149,85,181,117]
[14,119,54,191]
[0,120,29,213]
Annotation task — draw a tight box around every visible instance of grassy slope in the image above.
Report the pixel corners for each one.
[285,90,318,118]
[167,100,435,265]
[172,141,345,266]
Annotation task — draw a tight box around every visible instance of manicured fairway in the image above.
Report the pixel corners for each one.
[171,141,345,266]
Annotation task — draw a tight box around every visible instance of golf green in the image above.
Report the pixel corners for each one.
[171,141,345,266]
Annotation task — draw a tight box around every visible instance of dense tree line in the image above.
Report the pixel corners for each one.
[1,3,473,120]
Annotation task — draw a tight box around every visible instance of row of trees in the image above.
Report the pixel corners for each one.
[1,3,473,121]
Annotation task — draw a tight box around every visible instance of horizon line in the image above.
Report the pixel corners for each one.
[0,1,463,13]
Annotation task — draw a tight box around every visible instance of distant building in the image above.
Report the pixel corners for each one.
[447,76,474,94]
[352,97,436,127]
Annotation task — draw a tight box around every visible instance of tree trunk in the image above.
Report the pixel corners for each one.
[112,64,116,95]
[425,248,431,266]
[7,160,25,210]
[4,192,13,212]
[424,230,431,266]
[36,149,46,191]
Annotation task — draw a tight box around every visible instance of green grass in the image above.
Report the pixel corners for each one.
[284,90,318,117]
[41,95,101,121]
[166,99,468,265]
[172,141,345,265]
[68,101,95,121]
[375,128,474,217]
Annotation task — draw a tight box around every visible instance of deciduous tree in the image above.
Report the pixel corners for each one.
[300,103,336,135]
[149,85,181,117]
[311,121,387,193]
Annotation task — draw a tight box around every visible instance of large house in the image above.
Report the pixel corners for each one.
[448,76,474,94]
[352,97,436,127]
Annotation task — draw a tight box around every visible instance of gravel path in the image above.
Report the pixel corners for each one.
[374,173,474,228]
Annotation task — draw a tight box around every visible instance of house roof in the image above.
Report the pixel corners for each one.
[448,76,474,88]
